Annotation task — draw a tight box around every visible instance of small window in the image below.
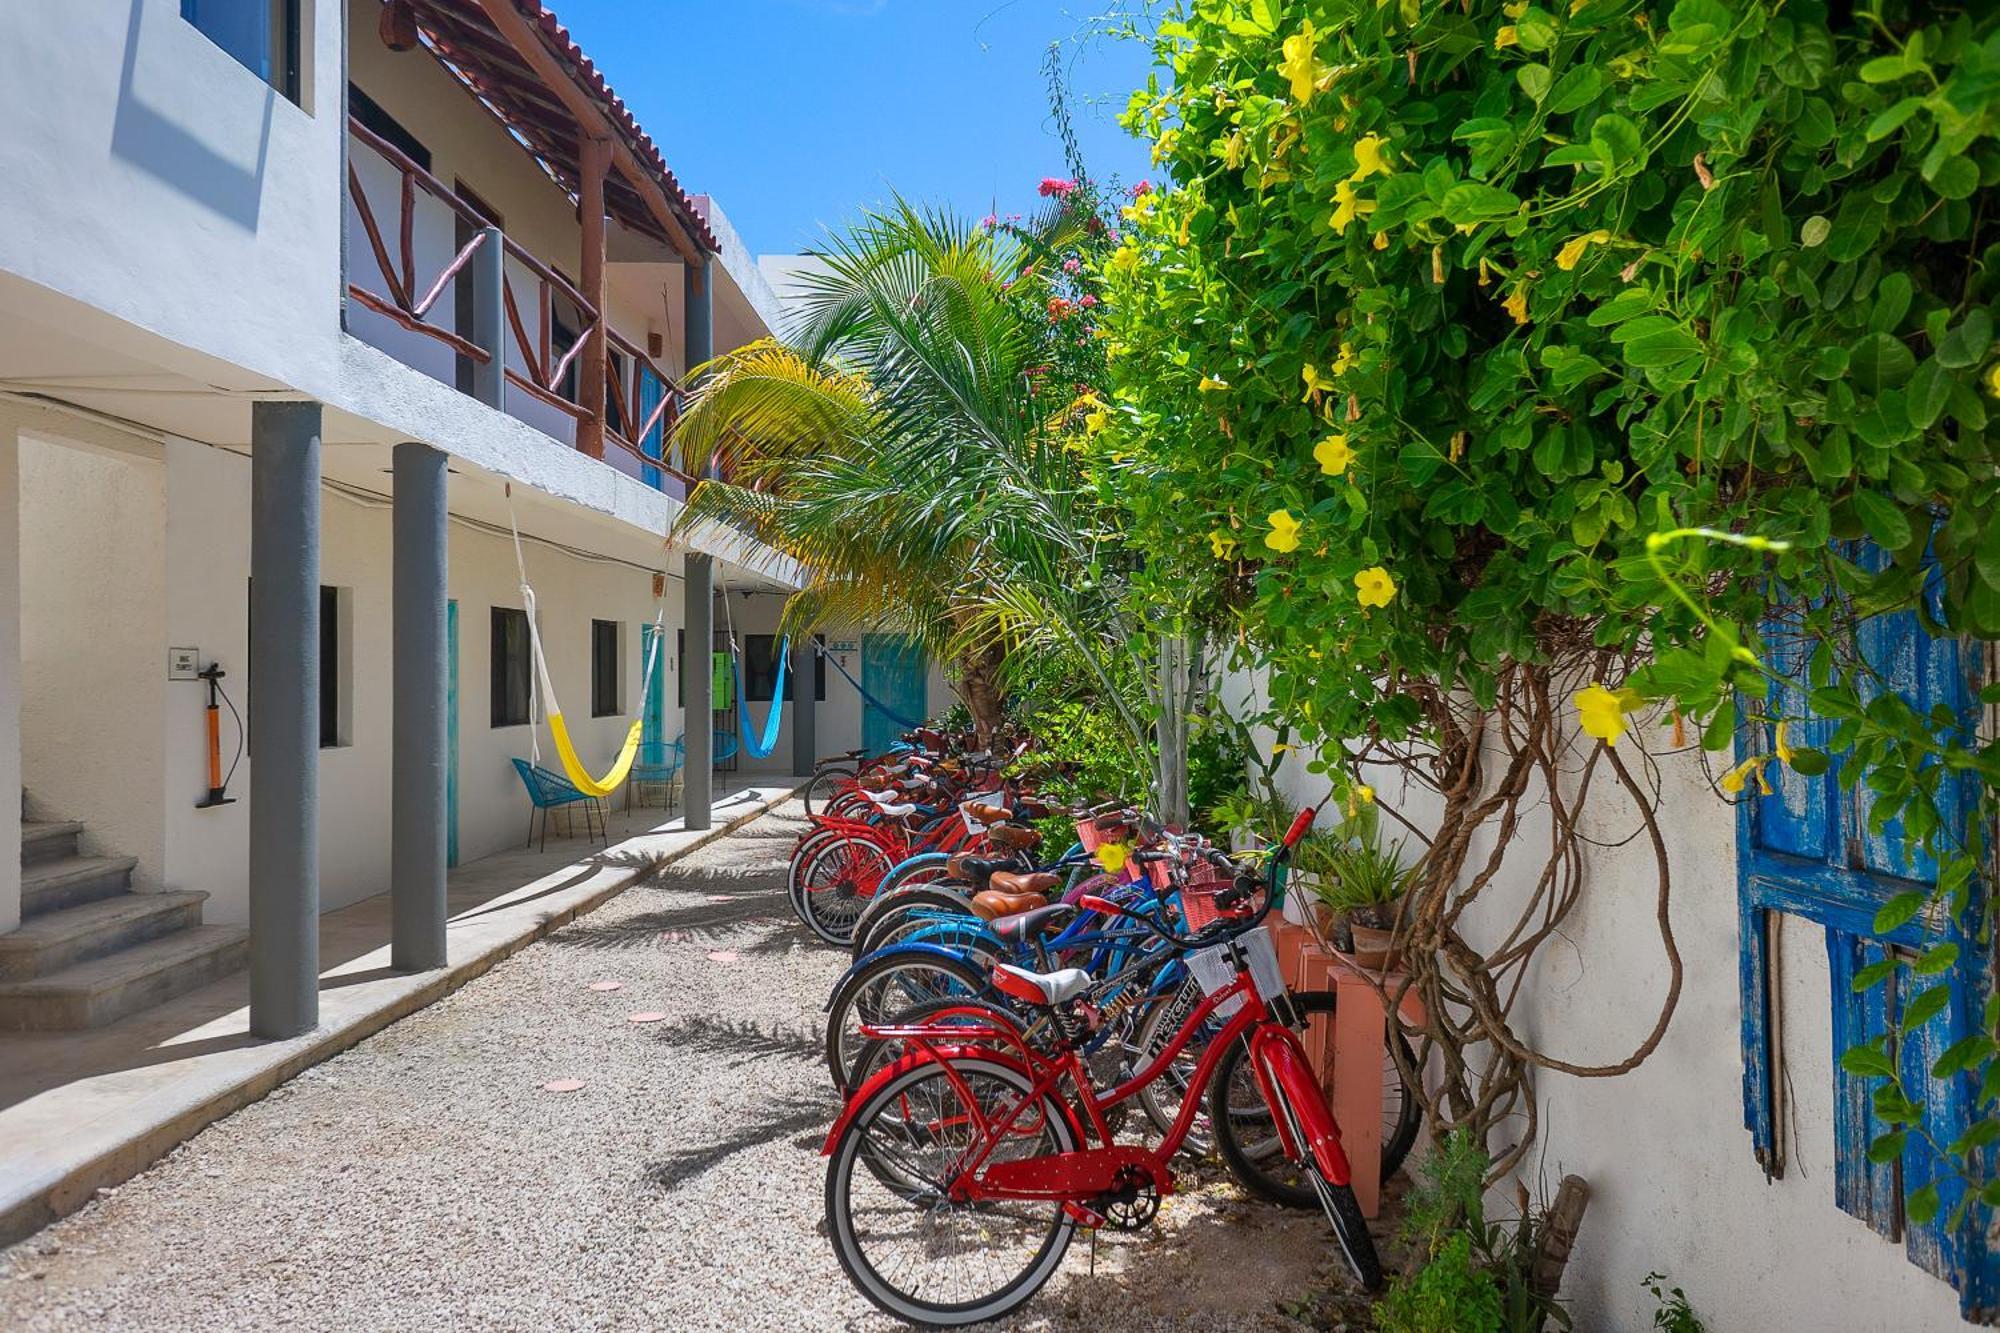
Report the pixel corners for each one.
[591,620,621,717]
[319,585,341,748]
[491,608,531,727]
[182,0,301,102]
[744,635,781,703]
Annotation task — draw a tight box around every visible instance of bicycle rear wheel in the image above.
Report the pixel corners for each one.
[825,1056,1076,1326]
[802,765,855,817]
[793,838,892,946]
[824,950,993,1091]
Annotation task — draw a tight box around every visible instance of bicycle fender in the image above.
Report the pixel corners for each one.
[819,1045,1078,1156]
[882,851,951,882]
[1251,1023,1354,1187]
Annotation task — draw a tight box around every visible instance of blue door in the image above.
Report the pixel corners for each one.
[637,369,667,491]
[860,634,927,756]
[640,624,667,752]
[446,599,460,868]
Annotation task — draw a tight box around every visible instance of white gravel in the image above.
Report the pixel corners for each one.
[0,802,1354,1331]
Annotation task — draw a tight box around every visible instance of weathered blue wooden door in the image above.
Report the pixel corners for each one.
[860,634,926,756]
[1737,549,1991,1313]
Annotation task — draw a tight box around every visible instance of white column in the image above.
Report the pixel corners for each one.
[0,419,20,932]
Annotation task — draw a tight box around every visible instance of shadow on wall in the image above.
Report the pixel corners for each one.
[110,0,272,230]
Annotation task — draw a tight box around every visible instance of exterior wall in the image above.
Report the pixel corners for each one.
[1226,667,1966,1329]
[157,436,705,924]
[17,436,168,891]
[0,0,345,395]
[0,425,19,931]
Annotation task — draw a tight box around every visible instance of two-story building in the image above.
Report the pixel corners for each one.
[0,0,942,1041]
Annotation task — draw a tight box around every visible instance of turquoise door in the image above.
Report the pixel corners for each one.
[640,624,667,751]
[446,599,460,868]
[637,369,667,491]
[860,634,927,756]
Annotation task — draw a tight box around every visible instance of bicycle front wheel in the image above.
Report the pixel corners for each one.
[825,1055,1076,1326]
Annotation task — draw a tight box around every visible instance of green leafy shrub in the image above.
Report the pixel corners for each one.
[1644,1272,1708,1333]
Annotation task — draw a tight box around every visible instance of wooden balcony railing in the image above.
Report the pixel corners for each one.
[345,113,699,493]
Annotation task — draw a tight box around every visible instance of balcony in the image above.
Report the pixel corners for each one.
[343,114,696,497]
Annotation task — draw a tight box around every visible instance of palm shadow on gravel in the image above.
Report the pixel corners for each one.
[643,1090,833,1192]
[647,1015,823,1065]
[548,893,784,949]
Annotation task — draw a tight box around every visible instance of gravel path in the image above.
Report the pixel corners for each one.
[0,802,1354,1331]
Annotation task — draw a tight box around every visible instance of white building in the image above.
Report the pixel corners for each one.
[0,0,943,1039]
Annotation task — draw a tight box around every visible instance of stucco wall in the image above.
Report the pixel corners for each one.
[18,436,168,891]
[1225,666,1967,1329]
[0,0,344,395]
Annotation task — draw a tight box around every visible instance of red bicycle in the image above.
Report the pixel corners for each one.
[820,809,1381,1326]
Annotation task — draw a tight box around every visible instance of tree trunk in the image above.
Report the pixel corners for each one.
[1154,633,1197,828]
[957,642,1007,743]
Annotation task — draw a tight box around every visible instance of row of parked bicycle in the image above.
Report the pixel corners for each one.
[786,728,1417,1325]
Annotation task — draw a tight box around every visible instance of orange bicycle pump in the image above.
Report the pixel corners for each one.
[195,664,235,809]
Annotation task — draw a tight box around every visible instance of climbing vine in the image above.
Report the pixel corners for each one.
[1088,0,2000,1226]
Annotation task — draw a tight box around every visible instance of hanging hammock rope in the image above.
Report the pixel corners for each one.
[717,573,788,761]
[507,486,664,799]
[817,640,926,730]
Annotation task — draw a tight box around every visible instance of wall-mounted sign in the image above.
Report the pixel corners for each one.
[168,647,201,681]
[830,641,858,654]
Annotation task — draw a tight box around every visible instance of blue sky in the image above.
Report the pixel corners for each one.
[546,0,1159,257]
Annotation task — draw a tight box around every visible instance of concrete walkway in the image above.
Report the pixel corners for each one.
[0,778,801,1249]
[0,800,1348,1331]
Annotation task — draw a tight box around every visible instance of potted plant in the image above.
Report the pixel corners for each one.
[1305,824,1417,971]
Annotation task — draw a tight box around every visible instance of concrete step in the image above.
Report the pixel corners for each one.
[20,820,84,867]
[0,891,210,982]
[0,926,248,1031]
[21,855,137,918]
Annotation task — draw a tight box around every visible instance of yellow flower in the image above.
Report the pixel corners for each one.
[1720,756,1774,797]
[1109,245,1141,278]
[1354,566,1397,608]
[1355,784,1375,804]
[1222,131,1248,170]
[1314,433,1354,476]
[1198,375,1230,392]
[1095,841,1130,873]
[1301,364,1331,401]
[1085,407,1110,435]
[1574,683,1642,746]
[1266,509,1302,553]
[1151,129,1181,166]
[1985,362,2000,399]
[1279,22,1332,105]
[1351,134,1392,181]
[1774,721,1795,766]
[1502,286,1531,325]
[1373,230,1390,251]
[1331,179,1377,232]
[1209,529,1238,560]
[1331,342,1358,375]
[1503,0,1529,15]
[1555,229,1615,271]
[1495,25,1520,48]
[1478,257,1492,287]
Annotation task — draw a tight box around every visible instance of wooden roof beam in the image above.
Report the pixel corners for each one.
[472,0,708,272]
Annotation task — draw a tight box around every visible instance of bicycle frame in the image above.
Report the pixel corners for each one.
[825,956,1354,1211]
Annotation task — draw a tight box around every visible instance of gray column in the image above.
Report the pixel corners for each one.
[791,637,817,780]
[391,442,448,971]
[0,421,20,934]
[470,225,506,410]
[682,552,713,829]
[249,401,321,1039]
[684,255,715,477]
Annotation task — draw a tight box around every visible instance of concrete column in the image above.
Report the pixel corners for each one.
[0,422,20,934]
[682,552,713,830]
[248,401,321,1039]
[684,255,714,476]
[791,637,816,780]
[391,442,448,972]
[470,225,506,410]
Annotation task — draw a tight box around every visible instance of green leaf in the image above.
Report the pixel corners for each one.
[1931,155,1980,200]
[1840,1041,1897,1078]
[1867,1130,1907,1164]
[1874,889,1927,934]
[1787,747,1830,776]
[1547,67,1605,115]
[1937,309,1993,368]
[1441,183,1522,225]
[1859,54,1915,84]
[1913,942,1960,975]
[1866,97,1926,141]
[1906,360,1953,432]
[1849,332,1916,390]
[1903,983,1952,1032]
[1800,215,1831,248]
[1590,115,1646,174]
[1517,64,1552,103]
[1853,489,1913,549]
[1852,958,1899,992]
[1907,1183,1941,1227]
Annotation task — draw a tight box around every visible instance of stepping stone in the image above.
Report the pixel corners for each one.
[541,1079,586,1093]
[627,1012,666,1024]
[705,951,738,963]
[587,980,623,992]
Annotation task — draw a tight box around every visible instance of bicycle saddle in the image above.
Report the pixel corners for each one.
[986,824,1043,850]
[991,961,1092,1007]
[988,871,1060,897]
[970,888,1046,920]
[964,802,1012,823]
[985,902,1075,944]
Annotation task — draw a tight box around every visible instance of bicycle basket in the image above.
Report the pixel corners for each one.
[1177,857,1235,931]
[1185,931,1286,1020]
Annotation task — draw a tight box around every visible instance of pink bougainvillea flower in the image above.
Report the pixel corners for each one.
[1039,177,1076,198]
[1063,257,1081,273]
[979,214,998,230]
[1080,294,1098,308]
[1130,180,1153,197]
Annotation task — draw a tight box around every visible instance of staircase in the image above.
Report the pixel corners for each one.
[0,798,246,1030]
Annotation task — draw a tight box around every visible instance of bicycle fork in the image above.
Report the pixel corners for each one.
[1245,1021,1355,1186]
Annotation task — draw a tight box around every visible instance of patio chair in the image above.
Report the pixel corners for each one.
[510,757,608,852]
[713,732,739,766]
[630,735,685,813]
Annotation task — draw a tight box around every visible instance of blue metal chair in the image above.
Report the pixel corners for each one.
[712,731,740,766]
[510,757,607,851]
[630,736,685,813]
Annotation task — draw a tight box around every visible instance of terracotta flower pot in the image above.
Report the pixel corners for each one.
[1342,922,1402,972]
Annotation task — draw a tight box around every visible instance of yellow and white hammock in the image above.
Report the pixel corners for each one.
[509,490,664,799]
